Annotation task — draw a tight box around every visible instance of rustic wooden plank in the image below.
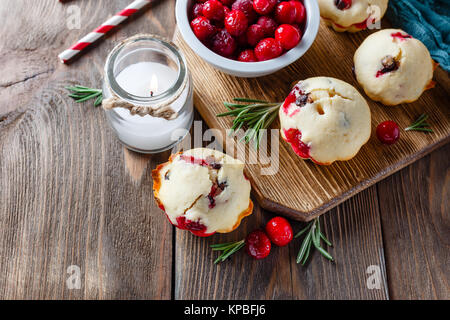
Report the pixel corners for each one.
[174,201,295,300]
[174,18,450,221]
[0,0,175,299]
[174,184,389,300]
[378,143,450,300]
[289,186,389,299]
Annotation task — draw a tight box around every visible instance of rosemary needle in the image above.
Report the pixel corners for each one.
[217,98,282,149]
[404,113,433,133]
[211,240,245,264]
[66,85,103,107]
[295,217,334,265]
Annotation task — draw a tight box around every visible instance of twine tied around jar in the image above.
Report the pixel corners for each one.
[102,34,188,121]
[102,74,187,120]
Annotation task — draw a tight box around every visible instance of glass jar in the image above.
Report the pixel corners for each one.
[103,34,193,153]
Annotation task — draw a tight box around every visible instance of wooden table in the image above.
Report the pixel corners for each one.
[0,0,448,300]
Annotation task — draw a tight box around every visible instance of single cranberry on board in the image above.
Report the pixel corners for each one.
[376,121,400,145]
[245,230,272,259]
[265,217,293,247]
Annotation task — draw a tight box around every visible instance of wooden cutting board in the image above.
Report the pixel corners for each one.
[173,21,450,222]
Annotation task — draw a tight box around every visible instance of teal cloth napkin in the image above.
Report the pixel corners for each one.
[386,0,450,71]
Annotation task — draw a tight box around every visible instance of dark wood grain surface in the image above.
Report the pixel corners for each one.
[0,0,448,300]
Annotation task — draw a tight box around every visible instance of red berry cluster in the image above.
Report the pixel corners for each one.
[246,216,293,259]
[189,0,306,62]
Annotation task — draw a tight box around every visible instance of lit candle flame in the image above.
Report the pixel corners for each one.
[150,74,158,97]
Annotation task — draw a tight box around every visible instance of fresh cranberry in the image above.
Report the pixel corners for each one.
[225,9,249,36]
[219,0,234,6]
[238,49,257,62]
[290,1,306,24]
[245,230,271,259]
[275,2,296,24]
[334,0,352,10]
[283,128,310,158]
[254,38,283,61]
[257,16,278,37]
[190,3,204,20]
[265,217,293,247]
[376,121,400,145]
[202,0,225,21]
[246,24,266,47]
[212,29,237,57]
[191,16,216,41]
[275,24,301,50]
[232,0,258,22]
[253,0,277,15]
[291,23,301,34]
[223,5,231,16]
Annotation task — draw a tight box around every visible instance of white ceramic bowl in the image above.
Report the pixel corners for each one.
[176,0,320,78]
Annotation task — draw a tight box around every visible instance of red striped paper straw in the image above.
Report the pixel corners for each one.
[58,0,151,63]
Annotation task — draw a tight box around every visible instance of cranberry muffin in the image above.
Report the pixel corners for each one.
[279,77,371,165]
[152,148,253,237]
[318,0,388,32]
[354,29,436,106]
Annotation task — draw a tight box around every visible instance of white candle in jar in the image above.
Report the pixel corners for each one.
[104,61,193,152]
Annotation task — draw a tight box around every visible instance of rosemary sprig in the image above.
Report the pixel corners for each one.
[295,217,333,265]
[211,240,245,264]
[217,98,282,149]
[404,113,433,133]
[66,85,103,107]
